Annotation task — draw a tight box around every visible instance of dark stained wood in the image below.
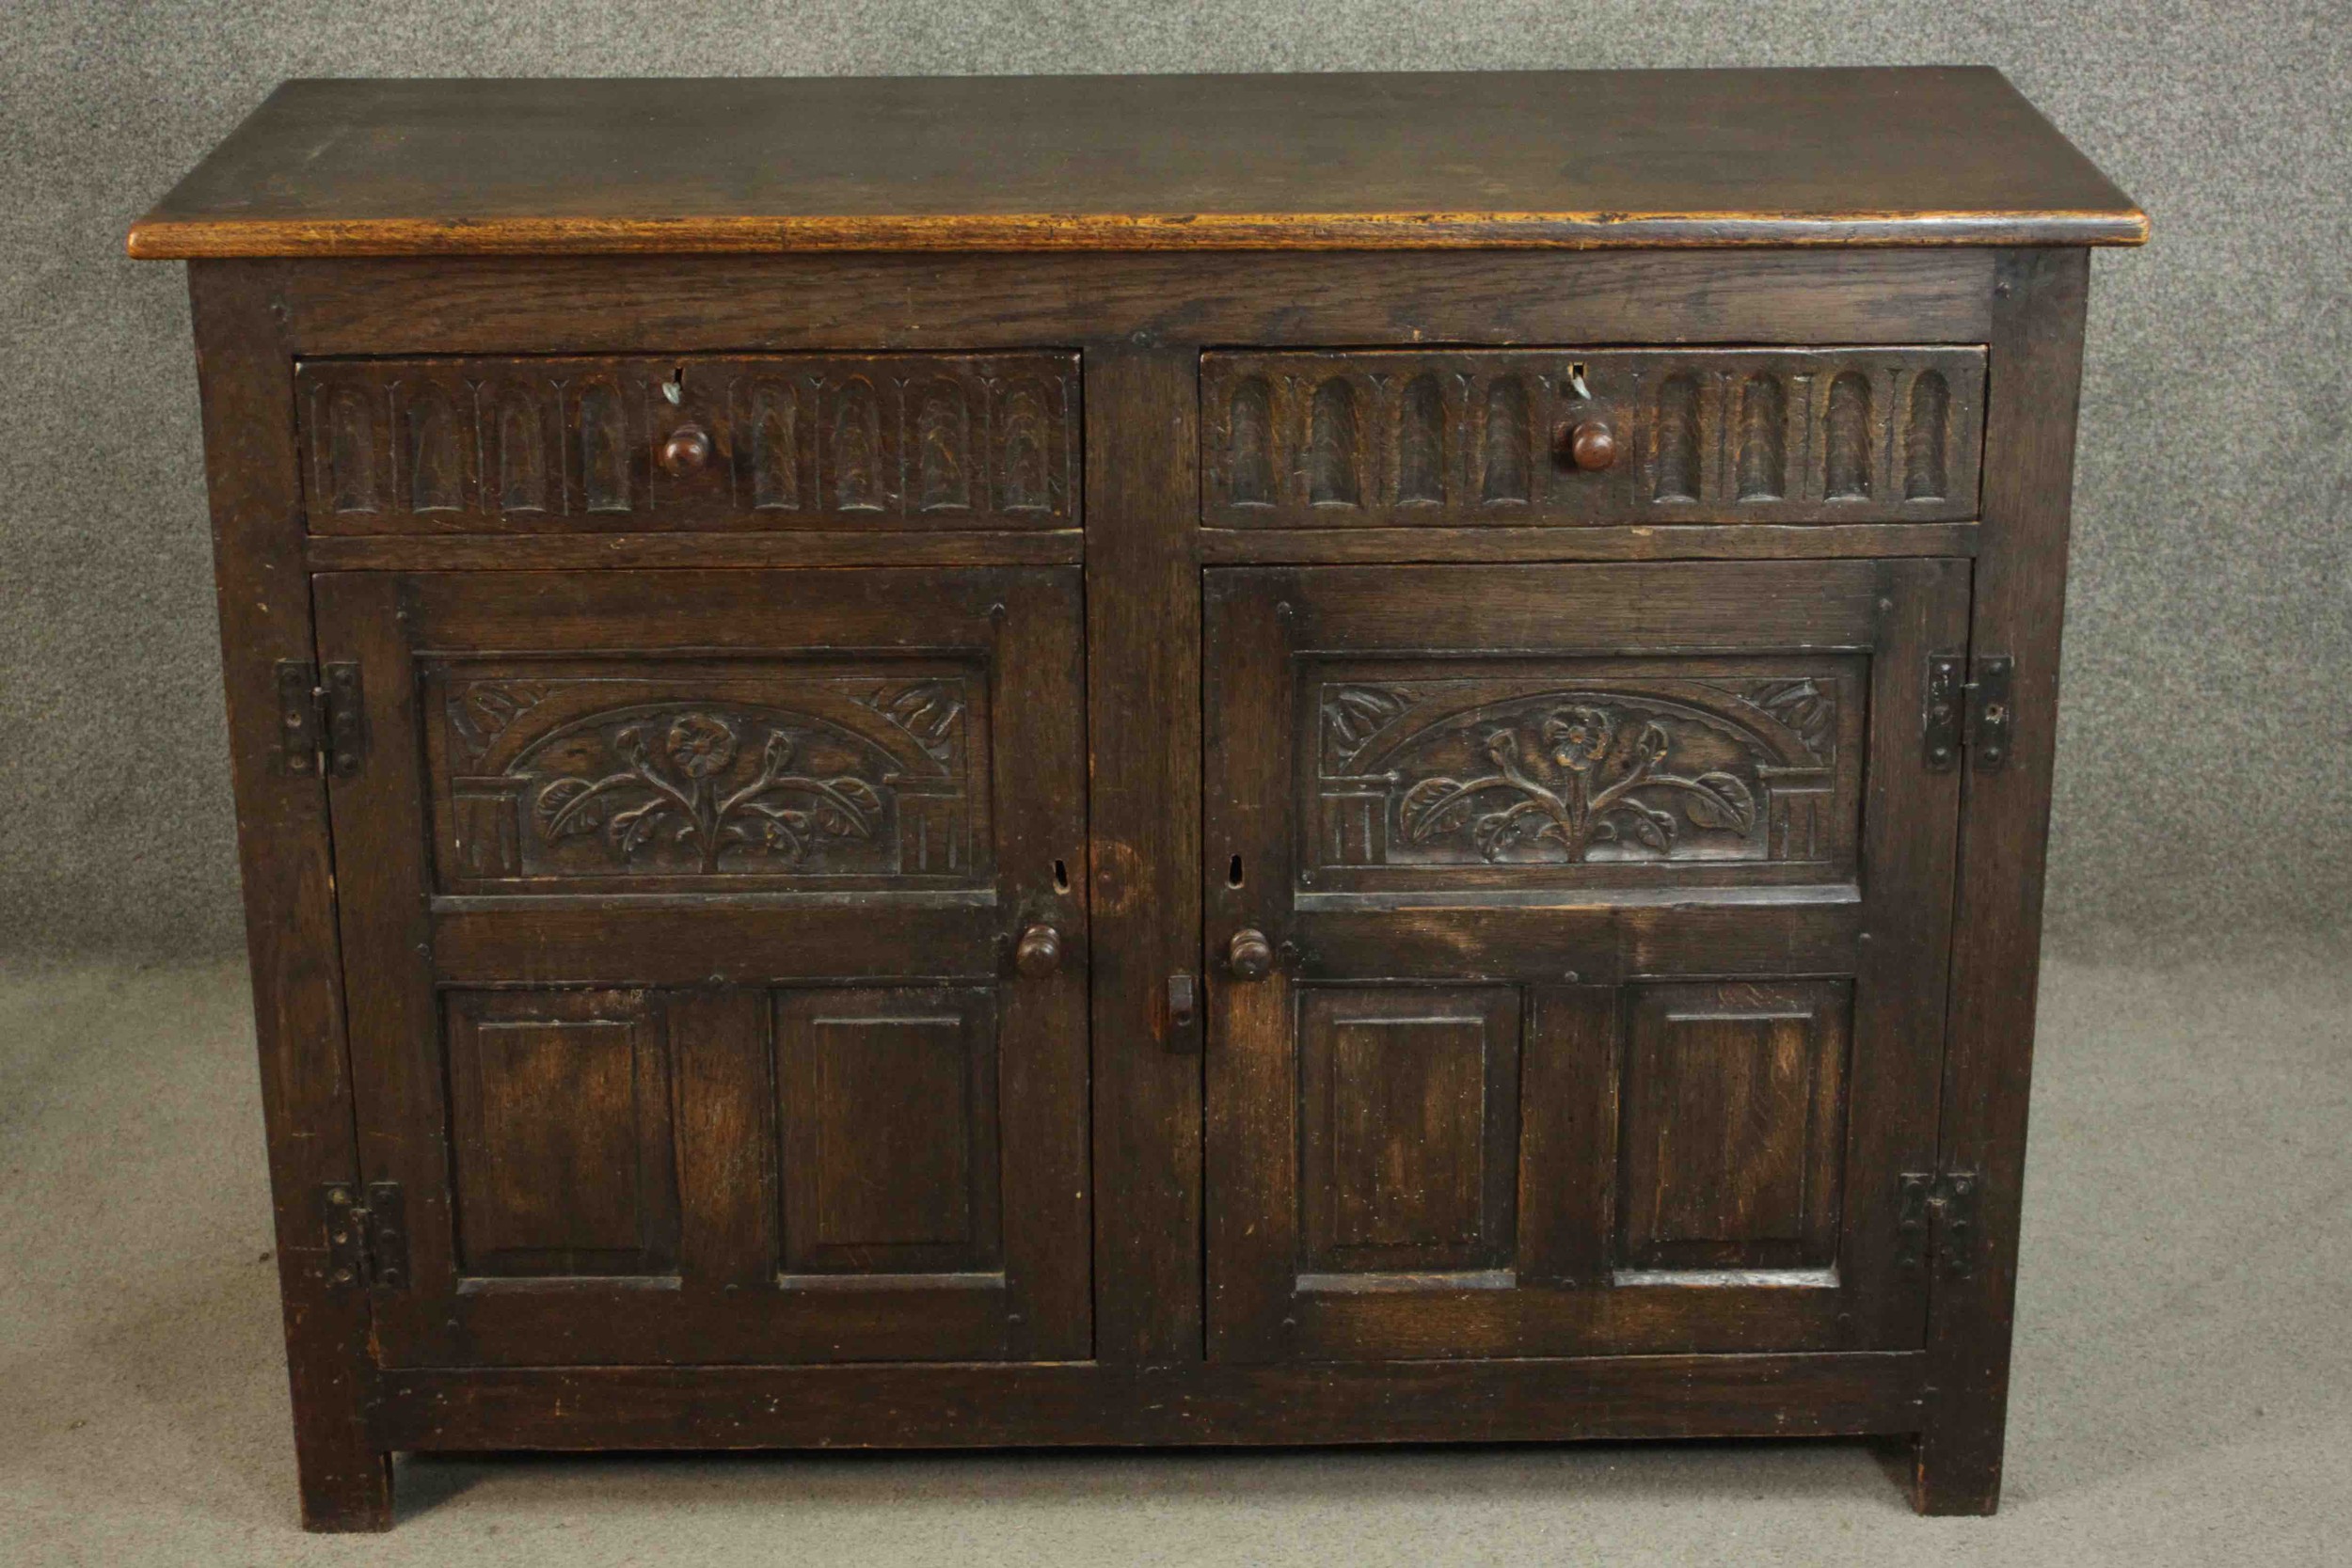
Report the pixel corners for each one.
[1914,247,2092,1515]
[302,530,1084,572]
[1201,348,1985,527]
[143,75,2133,1530]
[445,988,681,1277]
[1085,345,1204,1362]
[273,250,2000,356]
[1295,986,1520,1275]
[186,261,392,1532]
[316,566,1090,1368]
[1516,988,1619,1287]
[294,353,1079,535]
[1616,982,1849,1272]
[373,1353,1929,1450]
[669,989,774,1292]
[129,71,2146,259]
[773,988,999,1277]
[1199,523,1979,565]
[1203,558,1965,1364]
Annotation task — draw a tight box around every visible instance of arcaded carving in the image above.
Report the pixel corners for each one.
[1198,349,1983,527]
[295,355,1077,530]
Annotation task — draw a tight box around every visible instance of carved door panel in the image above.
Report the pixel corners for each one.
[315,568,1089,1366]
[1205,560,1967,1361]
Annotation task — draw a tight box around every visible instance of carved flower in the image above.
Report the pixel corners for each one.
[664,713,739,778]
[1543,706,1613,771]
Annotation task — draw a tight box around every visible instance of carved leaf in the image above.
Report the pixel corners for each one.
[1399,774,1481,841]
[1627,810,1671,851]
[808,776,884,837]
[1682,771,1757,832]
[611,799,669,854]
[536,777,603,838]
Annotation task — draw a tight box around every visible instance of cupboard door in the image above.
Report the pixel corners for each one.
[316,568,1088,1366]
[1205,560,1966,1361]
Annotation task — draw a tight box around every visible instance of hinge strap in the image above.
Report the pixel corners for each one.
[1924,655,2013,773]
[273,661,326,777]
[1897,1169,1981,1281]
[319,1181,408,1291]
[270,660,365,778]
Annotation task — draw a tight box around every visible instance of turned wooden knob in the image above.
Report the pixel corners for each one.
[1015,924,1063,977]
[1559,420,1619,472]
[1227,928,1275,981]
[660,424,712,475]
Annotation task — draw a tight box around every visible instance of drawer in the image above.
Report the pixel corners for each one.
[295,353,1080,535]
[1201,347,1984,528]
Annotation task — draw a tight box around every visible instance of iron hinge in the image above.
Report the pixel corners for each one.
[320,1180,408,1291]
[1924,655,2014,773]
[1896,1170,1982,1281]
[273,660,366,778]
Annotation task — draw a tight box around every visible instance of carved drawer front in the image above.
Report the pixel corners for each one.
[316,567,1090,1368]
[1205,560,1970,1364]
[295,353,1079,534]
[1201,347,1983,527]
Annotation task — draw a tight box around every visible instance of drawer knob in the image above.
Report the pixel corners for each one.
[1558,420,1619,472]
[660,424,713,475]
[1015,924,1063,977]
[1226,928,1275,981]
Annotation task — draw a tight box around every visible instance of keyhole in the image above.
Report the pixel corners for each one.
[662,366,686,405]
[1052,859,1071,894]
[1227,854,1245,888]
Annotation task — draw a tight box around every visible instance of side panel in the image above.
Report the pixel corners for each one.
[1915,248,2092,1513]
[188,261,393,1530]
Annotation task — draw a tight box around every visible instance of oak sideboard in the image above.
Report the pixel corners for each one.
[129,69,2146,1529]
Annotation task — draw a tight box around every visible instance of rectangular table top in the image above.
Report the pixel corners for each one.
[128,68,2147,260]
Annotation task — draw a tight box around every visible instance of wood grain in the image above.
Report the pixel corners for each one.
[186,260,392,1532]
[373,1354,1929,1450]
[271,250,1999,356]
[1085,346,1205,1362]
[1914,247,2091,1515]
[151,85,2131,1523]
[129,71,2145,259]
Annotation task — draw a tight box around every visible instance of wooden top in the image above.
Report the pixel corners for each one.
[128,69,2146,260]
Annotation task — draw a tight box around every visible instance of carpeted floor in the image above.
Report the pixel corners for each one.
[2,946,2345,1565]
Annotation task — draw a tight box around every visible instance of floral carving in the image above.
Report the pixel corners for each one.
[533,710,883,874]
[1397,704,1756,862]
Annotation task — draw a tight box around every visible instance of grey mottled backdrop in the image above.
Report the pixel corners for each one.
[2,3,2345,958]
